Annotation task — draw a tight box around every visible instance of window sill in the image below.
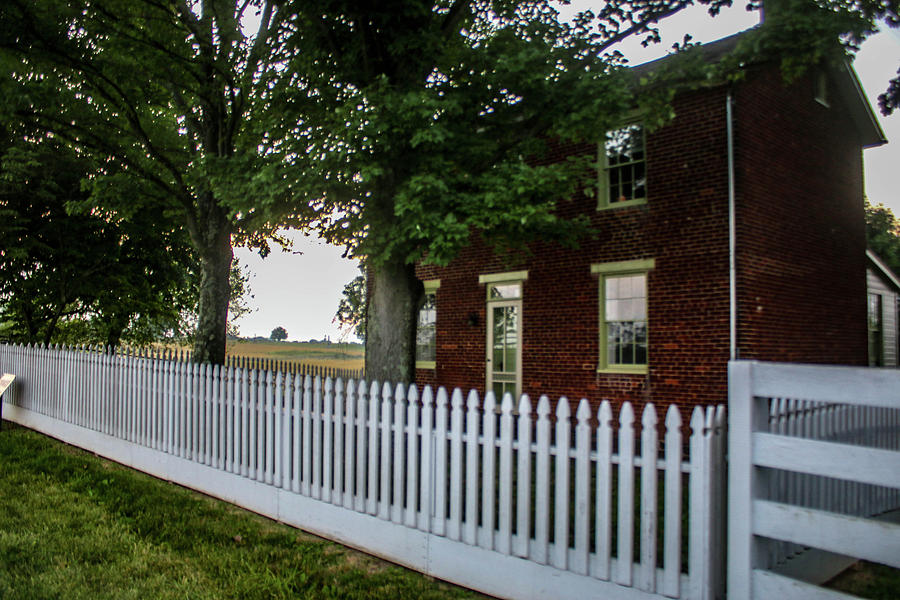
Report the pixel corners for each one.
[597,199,647,212]
[596,366,648,376]
[415,361,436,370]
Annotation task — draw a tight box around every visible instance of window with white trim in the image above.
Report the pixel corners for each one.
[592,259,654,373]
[598,124,646,209]
[415,280,440,368]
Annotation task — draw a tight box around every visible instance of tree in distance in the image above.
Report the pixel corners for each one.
[866,201,900,275]
[334,267,367,343]
[270,327,288,342]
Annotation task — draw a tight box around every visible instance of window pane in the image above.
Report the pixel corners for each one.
[415,293,437,363]
[490,283,521,299]
[605,277,619,298]
[604,124,646,204]
[635,344,648,365]
[603,273,649,367]
[635,323,647,345]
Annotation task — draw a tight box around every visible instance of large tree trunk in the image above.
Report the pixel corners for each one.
[191,207,233,365]
[364,255,423,385]
[104,313,129,349]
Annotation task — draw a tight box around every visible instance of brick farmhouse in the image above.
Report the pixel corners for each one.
[407,33,887,412]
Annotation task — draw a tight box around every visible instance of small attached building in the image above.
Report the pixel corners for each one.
[867,249,900,367]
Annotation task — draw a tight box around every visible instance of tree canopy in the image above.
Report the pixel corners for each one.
[256,0,899,382]
[0,0,309,362]
[1,0,896,374]
[0,133,197,346]
[866,201,900,275]
[269,326,288,341]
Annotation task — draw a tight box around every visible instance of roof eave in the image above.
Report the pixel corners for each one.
[867,249,900,290]
[838,61,888,149]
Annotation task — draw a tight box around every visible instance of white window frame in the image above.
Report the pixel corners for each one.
[591,259,655,374]
[479,271,527,399]
[415,279,441,370]
[597,123,647,210]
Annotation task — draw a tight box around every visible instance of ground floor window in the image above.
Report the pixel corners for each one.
[868,292,883,367]
[591,259,655,374]
[415,280,440,369]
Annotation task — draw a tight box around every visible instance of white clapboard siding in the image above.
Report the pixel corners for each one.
[0,342,764,600]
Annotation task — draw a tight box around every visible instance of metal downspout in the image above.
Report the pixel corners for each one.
[727,90,737,360]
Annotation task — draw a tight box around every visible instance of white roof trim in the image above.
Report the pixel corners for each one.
[867,249,900,290]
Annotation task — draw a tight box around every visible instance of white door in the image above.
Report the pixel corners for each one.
[486,299,521,400]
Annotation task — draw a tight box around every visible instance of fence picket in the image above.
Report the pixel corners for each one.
[573,398,591,575]
[265,370,275,485]
[553,397,571,570]
[379,382,392,520]
[497,393,514,556]
[419,386,435,532]
[514,395,532,559]
[481,391,498,551]
[433,387,449,536]
[640,403,658,593]
[343,378,356,508]
[323,378,334,502]
[688,406,706,600]
[534,395,551,565]
[616,402,635,587]
[593,400,613,580]
[405,385,420,528]
[663,405,683,597]
[313,376,324,499]
[333,378,344,504]
[355,381,367,513]
[256,369,267,481]
[392,383,405,524]
[366,381,379,515]
[464,389,480,546]
[448,388,464,541]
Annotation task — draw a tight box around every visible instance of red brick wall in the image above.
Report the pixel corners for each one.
[734,68,868,366]
[414,65,868,411]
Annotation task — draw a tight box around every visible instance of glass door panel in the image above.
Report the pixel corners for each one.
[487,302,520,400]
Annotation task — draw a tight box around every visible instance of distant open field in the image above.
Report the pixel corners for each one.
[226,339,364,371]
[152,339,364,371]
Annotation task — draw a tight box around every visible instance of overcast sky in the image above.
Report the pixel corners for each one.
[233,6,900,342]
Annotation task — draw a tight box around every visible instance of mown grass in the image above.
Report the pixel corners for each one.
[0,424,483,600]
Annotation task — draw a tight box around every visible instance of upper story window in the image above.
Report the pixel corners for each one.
[415,280,440,369]
[598,124,646,210]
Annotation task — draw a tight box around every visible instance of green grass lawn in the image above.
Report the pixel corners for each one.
[0,423,484,600]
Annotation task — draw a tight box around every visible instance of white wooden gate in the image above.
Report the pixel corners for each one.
[728,361,900,600]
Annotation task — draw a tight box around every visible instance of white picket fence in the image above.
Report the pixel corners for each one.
[0,343,726,600]
[728,361,900,600]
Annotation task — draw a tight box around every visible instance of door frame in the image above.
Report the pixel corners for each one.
[478,271,528,401]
